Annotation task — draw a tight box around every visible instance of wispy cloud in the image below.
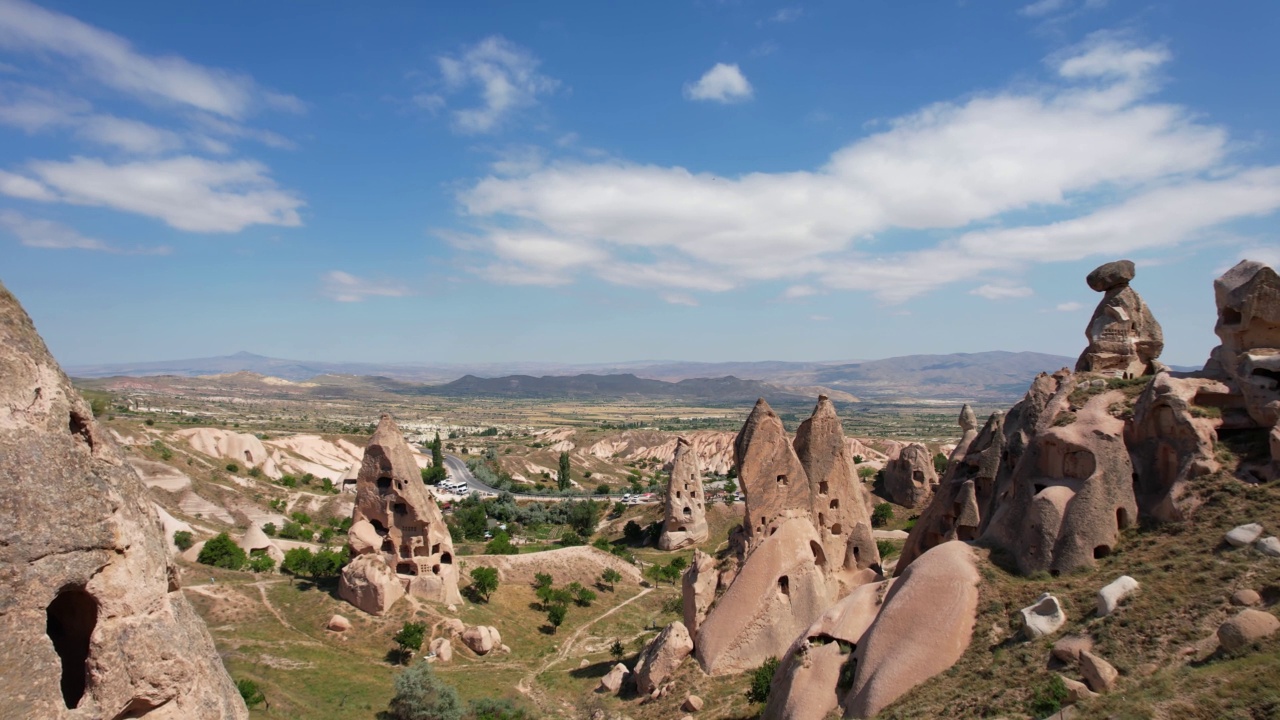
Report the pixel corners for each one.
[429,36,559,134]
[320,271,411,302]
[0,210,169,254]
[684,63,753,103]
[1055,301,1084,311]
[768,6,803,23]
[969,284,1034,300]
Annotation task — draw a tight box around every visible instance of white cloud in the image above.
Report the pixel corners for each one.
[783,284,817,298]
[1019,0,1070,17]
[0,0,299,119]
[321,271,411,302]
[1055,301,1084,311]
[75,115,184,154]
[489,145,546,176]
[431,36,558,134]
[451,37,1280,304]
[969,284,1034,300]
[661,292,698,306]
[684,63,753,103]
[769,7,803,23]
[0,209,169,253]
[0,156,303,232]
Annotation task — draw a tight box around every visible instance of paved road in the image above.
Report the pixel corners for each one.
[441,454,662,504]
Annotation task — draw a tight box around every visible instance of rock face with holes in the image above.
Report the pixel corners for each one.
[843,541,980,719]
[881,443,939,508]
[735,399,813,552]
[1205,260,1280,429]
[1075,259,1164,378]
[1127,372,1226,521]
[659,437,710,550]
[0,282,247,719]
[339,415,461,613]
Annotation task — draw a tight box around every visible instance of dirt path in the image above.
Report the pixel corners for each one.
[251,579,295,631]
[517,586,654,696]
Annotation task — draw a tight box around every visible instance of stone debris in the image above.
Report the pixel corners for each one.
[1059,675,1097,704]
[326,614,351,632]
[1231,589,1262,607]
[1051,635,1093,665]
[1217,609,1280,652]
[0,282,247,718]
[429,637,453,663]
[1225,523,1264,547]
[1256,536,1280,557]
[1096,576,1140,617]
[683,695,703,712]
[1075,259,1164,378]
[1020,593,1066,639]
[659,437,710,550]
[1079,650,1118,693]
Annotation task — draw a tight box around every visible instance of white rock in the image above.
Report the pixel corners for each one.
[1020,593,1067,638]
[1097,575,1140,617]
[1226,523,1264,547]
[1256,536,1280,558]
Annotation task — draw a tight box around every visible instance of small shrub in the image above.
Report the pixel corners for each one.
[876,539,897,559]
[172,530,194,551]
[248,554,275,573]
[385,661,462,720]
[225,463,239,473]
[746,656,780,704]
[871,503,894,527]
[262,522,277,537]
[933,452,948,475]
[485,531,518,555]
[392,621,428,664]
[857,465,878,480]
[559,530,584,547]
[236,678,265,708]
[1027,675,1069,716]
[247,466,262,478]
[595,483,610,495]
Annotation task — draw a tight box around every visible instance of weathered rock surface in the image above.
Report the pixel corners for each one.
[735,399,812,551]
[683,695,704,712]
[682,550,718,638]
[598,663,628,694]
[764,580,891,720]
[1079,650,1118,692]
[1218,609,1280,652]
[339,414,461,613]
[793,396,880,576]
[461,625,502,655]
[1232,589,1262,607]
[1076,259,1164,378]
[1257,536,1280,557]
[1052,635,1093,665]
[1226,523,1264,547]
[0,282,247,719]
[1060,675,1098,703]
[429,637,453,663]
[1127,373,1225,521]
[1020,593,1066,638]
[238,523,284,567]
[326,614,351,632]
[1097,576,1140,617]
[1205,260,1280,428]
[881,443,938,509]
[337,554,406,616]
[659,437,709,550]
[843,542,979,718]
[634,622,694,695]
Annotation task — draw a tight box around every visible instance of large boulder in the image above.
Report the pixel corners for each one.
[461,625,502,655]
[598,663,628,694]
[0,282,247,718]
[843,542,980,718]
[659,438,710,550]
[1226,523,1264,547]
[1217,609,1280,652]
[1127,373,1226,521]
[1020,593,1066,639]
[881,443,938,509]
[1079,651,1118,693]
[634,622,694,695]
[1097,576,1140,617]
[682,550,718,638]
[1075,259,1164,378]
[326,614,351,632]
[763,580,891,720]
[429,637,453,663]
[337,554,406,616]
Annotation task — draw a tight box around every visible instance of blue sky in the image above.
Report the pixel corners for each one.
[1,0,1277,368]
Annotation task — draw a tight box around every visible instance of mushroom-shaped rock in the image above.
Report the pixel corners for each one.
[1079,651,1118,693]
[1217,609,1280,652]
[1076,259,1163,378]
[1097,576,1140,617]
[1051,635,1093,665]
[429,637,453,663]
[683,695,704,712]
[843,542,980,719]
[597,663,628,694]
[461,625,502,655]
[0,282,248,719]
[1020,593,1066,639]
[764,580,892,720]
[1226,523,1264,547]
[659,438,710,550]
[634,622,694,696]
[337,554,406,616]
[1257,536,1280,557]
[326,614,351,632]
[682,549,718,637]
[881,443,938,509]
[1232,589,1262,607]
[695,514,835,675]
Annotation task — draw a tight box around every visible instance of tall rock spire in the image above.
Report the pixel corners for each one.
[659,437,710,550]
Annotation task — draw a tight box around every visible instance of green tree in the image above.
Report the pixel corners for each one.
[172,530,194,551]
[533,573,553,590]
[197,532,246,570]
[601,568,622,591]
[557,451,570,491]
[610,638,625,661]
[558,530,584,547]
[431,433,444,468]
[567,499,599,535]
[282,547,314,576]
[455,504,488,541]
[421,466,446,485]
[248,554,275,573]
[574,587,597,607]
[547,604,567,633]
[933,452,949,475]
[262,522,277,537]
[871,503,894,528]
[393,621,428,664]
[236,678,265,709]
[485,531,518,555]
[623,520,645,545]
[384,661,462,720]
[469,566,499,602]
[595,483,610,495]
[746,657,780,704]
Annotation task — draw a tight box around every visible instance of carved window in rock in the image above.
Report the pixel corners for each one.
[440,552,453,564]
[244,450,253,463]
[47,588,97,709]
[371,519,388,536]
[778,576,790,596]
[377,476,392,493]
[819,481,829,495]
[809,541,827,568]
[683,506,693,519]
[431,543,441,555]
[1116,507,1130,530]
[829,499,839,509]
[777,474,788,486]
[397,561,416,575]
[830,523,843,535]
[393,502,408,516]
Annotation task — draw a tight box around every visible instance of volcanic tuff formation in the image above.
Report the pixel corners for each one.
[339,415,461,615]
[1076,259,1165,378]
[880,443,938,508]
[659,437,710,550]
[0,282,246,719]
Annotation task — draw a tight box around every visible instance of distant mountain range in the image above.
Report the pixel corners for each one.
[64,350,1145,403]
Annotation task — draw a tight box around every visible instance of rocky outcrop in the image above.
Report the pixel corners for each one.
[634,622,694,695]
[337,554,405,616]
[429,637,453,663]
[0,282,246,719]
[1205,260,1280,429]
[880,443,938,508]
[1079,650,1118,693]
[735,399,812,550]
[1218,609,1280,652]
[598,663,628,694]
[682,550,718,638]
[326,615,351,632]
[793,396,880,577]
[843,542,979,718]
[1127,373,1225,521]
[659,438,709,550]
[339,414,461,614]
[763,580,891,720]
[1020,593,1066,638]
[1097,576,1140,616]
[1075,259,1164,378]
[460,625,502,655]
